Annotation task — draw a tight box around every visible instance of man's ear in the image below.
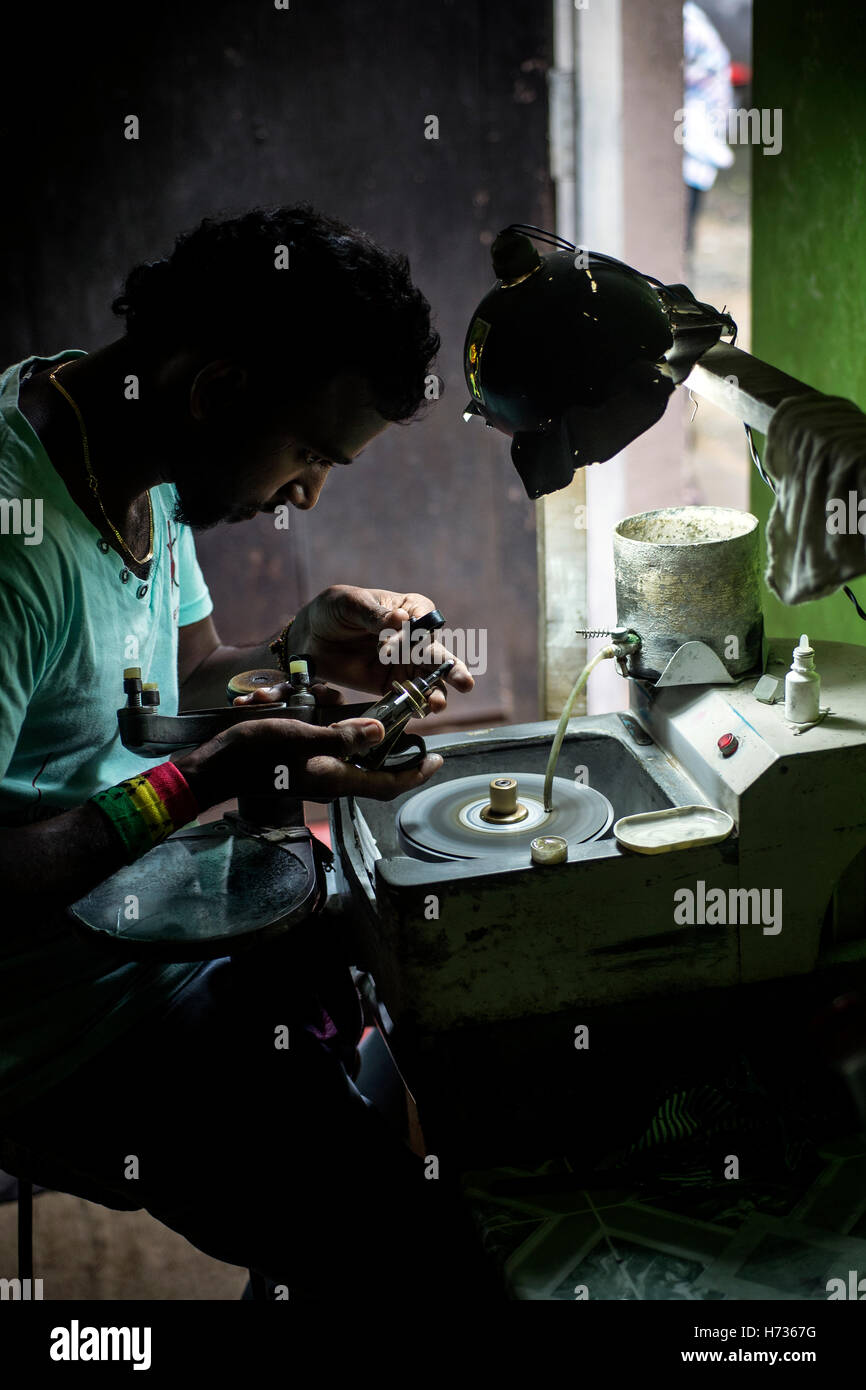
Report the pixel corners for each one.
[189,361,248,422]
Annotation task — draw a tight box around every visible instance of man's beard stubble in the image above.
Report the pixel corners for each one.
[170,445,258,531]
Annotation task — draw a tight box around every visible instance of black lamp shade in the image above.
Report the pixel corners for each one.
[464,230,735,498]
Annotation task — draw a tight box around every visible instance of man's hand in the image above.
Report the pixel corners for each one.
[261,585,476,712]
[176,715,444,809]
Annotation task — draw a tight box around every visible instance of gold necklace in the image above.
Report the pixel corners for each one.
[48,359,154,565]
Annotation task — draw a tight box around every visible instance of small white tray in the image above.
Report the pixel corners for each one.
[613,805,734,854]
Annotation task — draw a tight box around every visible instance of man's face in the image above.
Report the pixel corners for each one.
[167,366,392,529]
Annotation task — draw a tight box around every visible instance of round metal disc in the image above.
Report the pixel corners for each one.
[68,823,318,959]
[397,773,613,861]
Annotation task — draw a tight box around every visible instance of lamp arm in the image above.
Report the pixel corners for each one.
[683,342,814,444]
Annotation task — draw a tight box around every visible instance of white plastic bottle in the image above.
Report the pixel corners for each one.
[784,634,821,724]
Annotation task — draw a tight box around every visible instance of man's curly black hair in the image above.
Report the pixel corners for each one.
[111,204,440,423]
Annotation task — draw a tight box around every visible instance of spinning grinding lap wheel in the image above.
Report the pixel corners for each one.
[396,772,614,862]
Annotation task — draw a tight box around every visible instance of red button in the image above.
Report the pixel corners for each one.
[718,732,738,757]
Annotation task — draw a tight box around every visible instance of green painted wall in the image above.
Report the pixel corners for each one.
[751,1,866,645]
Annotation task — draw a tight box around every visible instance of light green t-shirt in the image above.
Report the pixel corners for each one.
[0,349,213,1116]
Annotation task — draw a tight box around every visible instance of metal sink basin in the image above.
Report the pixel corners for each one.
[330,713,733,1035]
[350,715,701,866]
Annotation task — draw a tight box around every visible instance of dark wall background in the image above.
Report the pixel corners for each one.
[1,0,552,726]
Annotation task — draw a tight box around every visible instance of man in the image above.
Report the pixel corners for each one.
[682,2,734,251]
[0,204,499,1301]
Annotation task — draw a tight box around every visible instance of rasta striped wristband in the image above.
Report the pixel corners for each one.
[90,763,200,863]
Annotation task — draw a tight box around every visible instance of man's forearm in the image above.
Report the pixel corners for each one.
[178,638,279,709]
[3,802,150,913]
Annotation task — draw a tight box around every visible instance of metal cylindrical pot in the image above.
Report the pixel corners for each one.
[613,506,763,678]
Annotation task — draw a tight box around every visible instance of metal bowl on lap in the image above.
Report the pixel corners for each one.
[397,772,614,862]
[67,822,323,961]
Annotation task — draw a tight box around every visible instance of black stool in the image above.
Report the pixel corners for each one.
[0,1168,34,1289]
[2,1163,266,1299]
[17,1178,32,1283]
